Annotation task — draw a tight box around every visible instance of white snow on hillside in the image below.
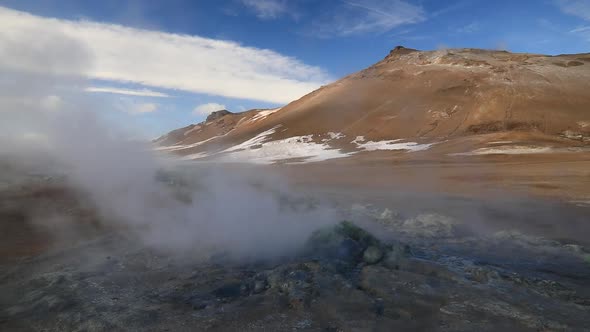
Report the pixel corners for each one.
[487,141,514,145]
[181,152,209,160]
[183,125,202,136]
[322,132,345,142]
[223,126,280,152]
[352,136,366,144]
[221,133,350,164]
[160,129,436,165]
[452,146,554,156]
[249,108,281,122]
[352,136,433,152]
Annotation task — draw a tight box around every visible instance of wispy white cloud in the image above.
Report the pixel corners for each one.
[193,103,227,116]
[313,0,425,37]
[455,22,480,34]
[570,25,590,41]
[132,103,158,114]
[553,1,590,42]
[0,6,329,104]
[239,0,290,19]
[85,86,170,98]
[556,0,590,21]
[571,26,590,33]
[113,97,159,115]
[430,0,473,18]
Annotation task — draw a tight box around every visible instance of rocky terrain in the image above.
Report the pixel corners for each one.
[1,166,590,331]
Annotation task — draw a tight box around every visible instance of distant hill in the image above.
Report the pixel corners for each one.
[156,47,590,164]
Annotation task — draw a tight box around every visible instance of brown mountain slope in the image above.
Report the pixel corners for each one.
[157,47,590,163]
[154,108,280,149]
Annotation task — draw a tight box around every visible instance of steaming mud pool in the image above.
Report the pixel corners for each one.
[1,167,590,331]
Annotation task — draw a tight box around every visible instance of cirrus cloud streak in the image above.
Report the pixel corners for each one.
[85,86,171,98]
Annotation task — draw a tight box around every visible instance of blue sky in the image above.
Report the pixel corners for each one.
[1,0,589,137]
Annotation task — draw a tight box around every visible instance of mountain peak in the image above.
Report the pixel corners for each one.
[385,45,419,60]
[206,110,232,122]
[392,45,410,51]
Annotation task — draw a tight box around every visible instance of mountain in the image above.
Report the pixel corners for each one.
[156,47,590,164]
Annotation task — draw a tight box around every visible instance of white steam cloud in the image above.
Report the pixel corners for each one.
[193,103,227,116]
[0,28,335,260]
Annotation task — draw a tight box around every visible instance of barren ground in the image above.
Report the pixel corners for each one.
[1,155,590,331]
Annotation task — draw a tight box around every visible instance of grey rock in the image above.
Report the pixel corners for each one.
[382,244,410,269]
[306,221,381,264]
[466,267,499,283]
[267,266,313,309]
[336,238,364,262]
[253,279,268,294]
[287,287,309,309]
[402,259,459,281]
[363,246,383,264]
[212,282,244,299]
[206,110,231,122]
[401,213,457,238]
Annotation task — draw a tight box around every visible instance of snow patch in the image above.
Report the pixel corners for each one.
[487,141,514,145]
[351,136,366,144]
[321,132,345,142]
[223,126,280,152]
[181,152,209,160]
[249,108,281,122]
[452,146,554,156]
[328,132,344,140]
[183,125,202,136]
[353,137,433,152]
[221,133,350,164]
[235,116,248,127]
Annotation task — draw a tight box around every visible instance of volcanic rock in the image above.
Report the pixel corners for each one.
[205,110,232,122]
